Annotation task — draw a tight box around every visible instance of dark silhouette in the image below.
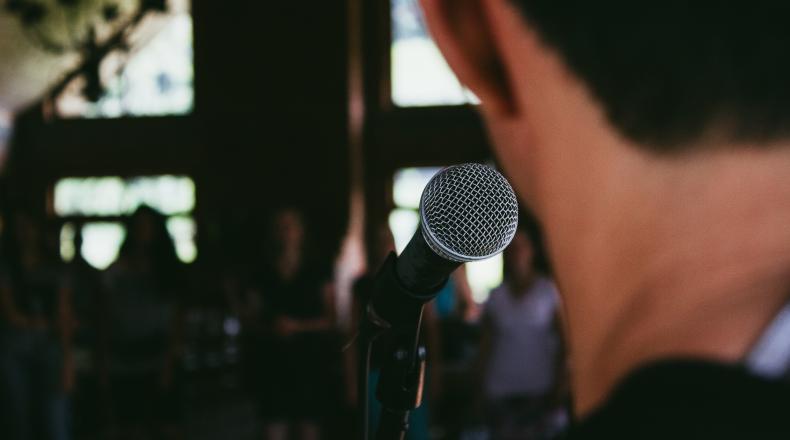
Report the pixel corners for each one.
[241,208,336,440]
[0,212,72,440]
[99,206,185,440]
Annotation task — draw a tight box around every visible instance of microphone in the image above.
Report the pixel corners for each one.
[363,163,519,438]
[367,163,519,330]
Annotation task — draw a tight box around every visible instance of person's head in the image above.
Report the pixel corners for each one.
[130,207,157,246]
[118,206,181,291]
[420,0,790,291]
[503,229,535,288]
[422,1,790,413]
[420,0,790,212]
[120,205,177,263]
[270,207,305,254]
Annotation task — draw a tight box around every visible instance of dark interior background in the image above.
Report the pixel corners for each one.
[4,0,491,265]
[0,2,500,438]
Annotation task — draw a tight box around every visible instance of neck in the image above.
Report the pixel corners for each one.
[546,144,790,416]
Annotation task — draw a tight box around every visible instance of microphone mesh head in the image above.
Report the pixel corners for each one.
[419,163,519,262]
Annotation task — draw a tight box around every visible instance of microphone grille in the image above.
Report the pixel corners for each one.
[419,163,519,262]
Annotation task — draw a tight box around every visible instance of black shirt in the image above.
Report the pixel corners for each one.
[258,263,329,323]
[567,359,790,439]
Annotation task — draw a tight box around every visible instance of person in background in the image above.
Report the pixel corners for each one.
[477,229,567,440]
[348,223,441,440]
[245,208,335,440]
[64,226,105,439]
[0,212,73,440]
[99,206,185,440]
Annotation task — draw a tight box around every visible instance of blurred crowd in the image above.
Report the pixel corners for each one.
[0,206,570,440]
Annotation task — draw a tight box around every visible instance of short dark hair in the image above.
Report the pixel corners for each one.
[512,2,790,151]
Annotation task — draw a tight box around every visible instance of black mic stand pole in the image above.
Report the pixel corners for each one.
[362,252,447,440]
[374,320,427,440]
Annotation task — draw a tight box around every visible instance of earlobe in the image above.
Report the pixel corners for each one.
[420,0,516,116]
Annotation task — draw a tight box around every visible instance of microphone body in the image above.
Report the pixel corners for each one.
[367,226,459,333]
[361,163,519,436]
[396,226,461,295]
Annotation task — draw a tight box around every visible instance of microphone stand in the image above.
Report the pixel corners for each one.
[375,327,427,440]
[362,252,444,440]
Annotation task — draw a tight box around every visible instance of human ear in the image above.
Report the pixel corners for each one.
[420,0,516,115]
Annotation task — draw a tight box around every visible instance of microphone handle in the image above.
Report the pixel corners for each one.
[395,226,462,296]
[362,228,461,440]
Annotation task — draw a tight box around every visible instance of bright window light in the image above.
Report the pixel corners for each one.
[60,222,77,262]
[393,167,441,209]
[81,222,126,270]
[54,175,197,267]
[388,208,420,254]
[124,175,196,215]
[54,177,126,217]
[55,0,194,118]
[391,167,502,303]
[167,215,198,263]
[466,255,504,303]
[391,0,478,107]
[54,175,195,217]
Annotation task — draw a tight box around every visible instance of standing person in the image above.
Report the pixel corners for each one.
[420,0,790,436]
[0,212,73,440]
[64,226,105,439]
[100,206,184,440]
[478,229,566,440]
[248,208,335,440]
